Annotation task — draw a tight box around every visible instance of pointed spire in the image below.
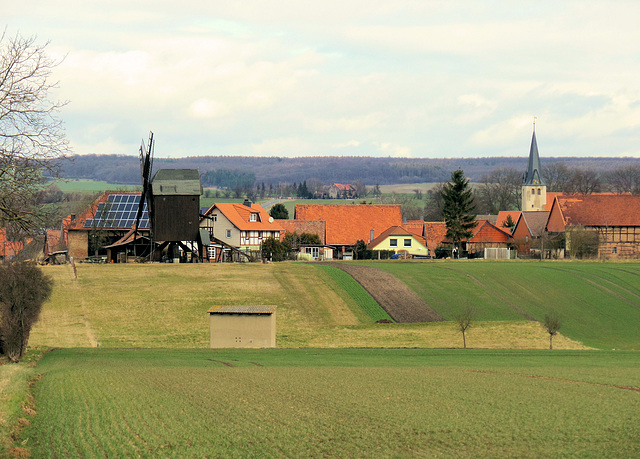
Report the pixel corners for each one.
[523,126,544,186]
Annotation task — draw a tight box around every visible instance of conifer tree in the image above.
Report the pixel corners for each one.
[441,169,476,257]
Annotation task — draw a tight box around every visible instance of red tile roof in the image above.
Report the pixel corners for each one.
[552,194,640,228]
[495,211,521,230]
[0,228,24,258]
[276,219,326,244]
[468,220,513,243]
[205,202,283,232]
[333,183,355,192]
[295,204,402,245]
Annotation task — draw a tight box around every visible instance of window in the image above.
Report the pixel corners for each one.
[389,239,397,247]
[226,229,231,238]
[538,188,541,195]
[532,189,535,194]
[612,247,617,254]
[249,213,258,222]
[404,239,412,247]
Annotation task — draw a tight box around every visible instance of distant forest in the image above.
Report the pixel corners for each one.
[59,154,640,187]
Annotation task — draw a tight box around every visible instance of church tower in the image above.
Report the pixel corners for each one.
[521,125,547,211]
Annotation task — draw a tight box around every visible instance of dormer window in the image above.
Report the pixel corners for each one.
[249,213,258,222]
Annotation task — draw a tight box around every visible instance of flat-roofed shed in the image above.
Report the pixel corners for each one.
[207,305,277,348]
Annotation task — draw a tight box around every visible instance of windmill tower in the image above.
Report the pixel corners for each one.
[522,122,547,211]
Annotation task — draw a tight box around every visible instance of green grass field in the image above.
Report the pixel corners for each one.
[15,348,640,458]
[50,179,140,192]
[3,261,640,457]
[365,260,640,350]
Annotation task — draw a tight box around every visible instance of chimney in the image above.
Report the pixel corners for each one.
[243,199,252,207]
[370,229,374,242]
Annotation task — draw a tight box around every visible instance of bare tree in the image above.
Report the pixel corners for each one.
[542,311,562,350]
[474,168,521,214]
[542,162,572,193]
[567,169,601,195]
[603,165,640,195]
[454,305,476,349]
[1,32,70,234]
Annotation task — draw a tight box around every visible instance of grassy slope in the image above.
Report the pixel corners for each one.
[30,262,595,351]
[18,348,640,458]
[363,261,640,350]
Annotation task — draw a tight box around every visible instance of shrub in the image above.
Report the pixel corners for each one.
[0,262,53,362]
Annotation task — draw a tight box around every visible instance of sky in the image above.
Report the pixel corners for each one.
[5,1,640,159]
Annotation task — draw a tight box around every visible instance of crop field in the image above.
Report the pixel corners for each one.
[314,265,393,322]
[50,179,139,192]
[14,348,640,458]
[365,261,640,350]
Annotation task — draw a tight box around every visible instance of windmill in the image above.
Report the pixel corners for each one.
[133,132,155,257]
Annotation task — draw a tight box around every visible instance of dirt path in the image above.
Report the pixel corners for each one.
[327,263,444,323]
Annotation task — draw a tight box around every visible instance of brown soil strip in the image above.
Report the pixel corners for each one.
[206,359,235,367]
[469,369,640,392]
[326,263,444,323]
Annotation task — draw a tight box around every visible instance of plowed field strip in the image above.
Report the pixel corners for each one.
[326,263,443,322]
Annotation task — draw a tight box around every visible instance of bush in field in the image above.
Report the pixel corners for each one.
[454,305,476,349]
[543,311,562,350]
[0,262,53,362]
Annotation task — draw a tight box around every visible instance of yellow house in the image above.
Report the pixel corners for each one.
[367,225,428,257]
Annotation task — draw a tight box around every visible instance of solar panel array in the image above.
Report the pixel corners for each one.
[83,194,149,229]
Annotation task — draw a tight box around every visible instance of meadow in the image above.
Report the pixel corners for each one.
[2,260,640,457]
[15,348,640,458]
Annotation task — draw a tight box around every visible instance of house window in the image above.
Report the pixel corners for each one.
[532,189,535,195]
[212,214,217,222]
[538,188,541,195]
[249,213,258,222]
[404,239,412,247]
[226,229,231,238]
[612,247,617,254]
[389,239,397,247]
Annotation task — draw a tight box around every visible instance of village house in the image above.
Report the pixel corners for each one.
[294,204,402,258]
[201,200,283,261]
[546,194,640,259]
[367,225,429,258]
[327,183,356,199]
[511,211,552,256]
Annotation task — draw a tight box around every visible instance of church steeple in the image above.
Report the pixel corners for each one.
[523,128,544,186]
[521,122,547,211]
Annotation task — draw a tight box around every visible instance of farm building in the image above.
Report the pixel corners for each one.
[66,191,150,261]
[547,194,640,259]
[207,305,277,348]
[294,204,402,258]
[464,220,514,257]
[512,211,553,256]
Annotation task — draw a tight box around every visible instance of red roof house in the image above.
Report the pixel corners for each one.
[294,204,402,247]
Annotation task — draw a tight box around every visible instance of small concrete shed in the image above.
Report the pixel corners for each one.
[207,305,277,348]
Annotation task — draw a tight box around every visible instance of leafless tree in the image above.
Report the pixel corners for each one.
[474,167,521,213]
[423,182,445,221]
[542,162,572,192]
[566,169,601,195]
[454,305,476,349]
[1,32,70,234]
[353,179,367,198]
[542,311,562,350]
[603,165,640,195]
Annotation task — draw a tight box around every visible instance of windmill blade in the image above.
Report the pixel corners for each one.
[134,132,154,241]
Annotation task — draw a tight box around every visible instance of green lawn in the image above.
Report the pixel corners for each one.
[365,260,640,350]
[15,348,640,458]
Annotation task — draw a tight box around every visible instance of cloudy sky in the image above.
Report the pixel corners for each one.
[5,1,640,158]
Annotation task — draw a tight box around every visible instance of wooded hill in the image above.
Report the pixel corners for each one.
[59,154,640,186]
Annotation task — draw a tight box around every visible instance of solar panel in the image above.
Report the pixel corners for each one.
[83,194,150,229]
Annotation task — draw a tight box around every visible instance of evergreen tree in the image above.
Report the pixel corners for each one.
[441,169,476,257]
